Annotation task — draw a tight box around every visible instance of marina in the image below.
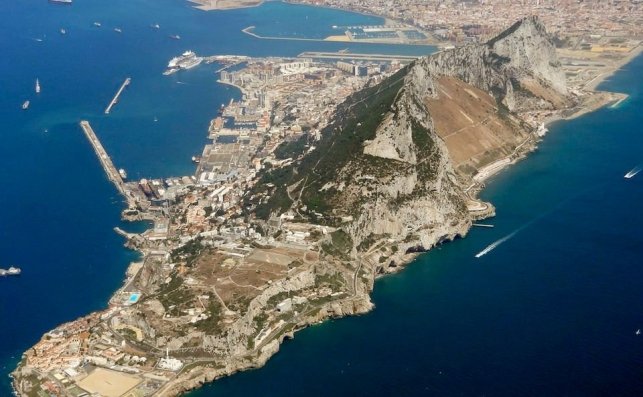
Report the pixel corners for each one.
[104,77,131,115]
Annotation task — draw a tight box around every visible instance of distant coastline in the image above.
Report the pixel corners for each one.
[188,0,264,11]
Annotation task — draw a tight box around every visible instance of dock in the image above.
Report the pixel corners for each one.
[80,121,135,208]
[104,77,131,114]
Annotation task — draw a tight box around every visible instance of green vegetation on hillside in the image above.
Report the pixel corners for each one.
[249,66,410,221]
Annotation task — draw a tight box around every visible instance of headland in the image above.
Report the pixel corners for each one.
[10,12,641,397]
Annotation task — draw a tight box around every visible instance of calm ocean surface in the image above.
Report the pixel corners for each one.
[1,1,642,396]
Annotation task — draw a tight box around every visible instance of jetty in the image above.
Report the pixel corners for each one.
[105,77,131,114]
[79,121,135,208]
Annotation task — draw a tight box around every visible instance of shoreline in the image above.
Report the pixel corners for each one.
[11,19,643,397]
[584,45,643,92]
[470,46,641,188]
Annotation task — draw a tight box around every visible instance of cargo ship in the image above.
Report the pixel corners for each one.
[0,267,21,277]
[164,51,203,75]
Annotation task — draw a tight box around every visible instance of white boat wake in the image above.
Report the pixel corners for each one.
[624,166,641,179]
[475,231,518,258]
[474,181,614,259]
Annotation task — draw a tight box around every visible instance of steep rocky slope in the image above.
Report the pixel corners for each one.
[252,16,570,260]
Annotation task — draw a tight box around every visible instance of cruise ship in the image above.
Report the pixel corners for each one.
[164,51,203,75]
[0,267,21,277]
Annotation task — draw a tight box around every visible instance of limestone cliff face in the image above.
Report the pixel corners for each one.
[314,16,570,254]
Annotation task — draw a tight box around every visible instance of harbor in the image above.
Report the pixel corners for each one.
[104,77,131,114]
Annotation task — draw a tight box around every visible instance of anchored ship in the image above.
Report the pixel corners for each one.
[164,51,203,75]
[35,78,41,94]
[0,267,21,277]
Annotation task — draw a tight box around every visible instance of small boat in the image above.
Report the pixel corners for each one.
[60,28,67,35]
[114,27,122,33]
[0,267,21,276]
[35,79,41,94]
[153,116,158,122]
[636,329,641,335]
[169,34,181,40]
[119,168,128,179]
[192,156,201,164]
[151,23,160,29]
[49,0,72,4]
[22,100,30,110]
[93,22,102,27]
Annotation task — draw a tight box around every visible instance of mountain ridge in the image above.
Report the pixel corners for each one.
[250,16,572,261]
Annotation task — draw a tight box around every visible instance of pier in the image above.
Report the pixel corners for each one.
[104,77,131,114]
[297,51,419,62]
[80,121,135,208]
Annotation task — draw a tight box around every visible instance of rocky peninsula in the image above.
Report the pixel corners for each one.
[11,16,633,397]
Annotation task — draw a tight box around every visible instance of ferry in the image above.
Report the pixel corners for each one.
[35,79,41,94]
[0,267,21,277]
[22,100,30,110]
[164,51,203,75]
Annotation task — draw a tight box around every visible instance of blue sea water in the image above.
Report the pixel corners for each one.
[2,1,643,396]
[0,0,433,394]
